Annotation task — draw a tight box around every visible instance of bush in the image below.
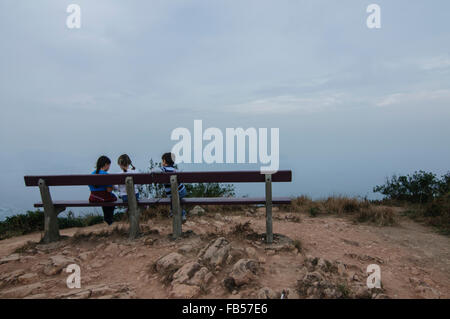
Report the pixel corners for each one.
[373,171,449,204]
[0,210,107,240]
[185,183,235,198]
[138,158,236,199]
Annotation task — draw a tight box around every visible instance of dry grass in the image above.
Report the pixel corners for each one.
[355,206,396,226]
[282,196,396,226]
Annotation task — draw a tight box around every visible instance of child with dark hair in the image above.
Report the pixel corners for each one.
[160,152,187,222]
[88,155,117,225]
[115,154,139,203]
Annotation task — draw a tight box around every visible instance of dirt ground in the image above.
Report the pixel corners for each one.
[0,208,449,299]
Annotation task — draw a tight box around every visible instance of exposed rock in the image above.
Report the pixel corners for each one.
[0,282,44,298]
[226,248,246,265]
[188,267,214,287]
[190,206,205,216]
[178,244,196,254]
[155,252,186,277]
[227,259,261,287]
[43,255,77,276]
[0,269,26,287]
[172,262,202,285]
[0,253,20,264]
[144,238,156,246]
[18,273,39,284]
[257,287,278,299]
[79,251,94,261]
[57,283,132,299]
[354,285,372,299]
[90,260,106,269]
[198,237,231,268]
[245,247,257,258]
[170,284,201,298]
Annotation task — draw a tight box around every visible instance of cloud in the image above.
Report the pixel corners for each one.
[224,93,345,115]
[376,89,450,107]
[420,56,450,71]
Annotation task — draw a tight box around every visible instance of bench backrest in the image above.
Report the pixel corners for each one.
[24,170,292,187]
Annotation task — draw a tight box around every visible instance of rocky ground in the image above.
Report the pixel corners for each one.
[0,207,449,299]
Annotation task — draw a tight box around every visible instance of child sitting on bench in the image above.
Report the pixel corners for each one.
[160,152,187,222]
[115,154,140,203]
[88,156,117,225]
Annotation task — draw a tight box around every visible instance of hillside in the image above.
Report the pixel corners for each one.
[0,207,449,299]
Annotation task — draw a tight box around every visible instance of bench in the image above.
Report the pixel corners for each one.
[24,170,292,243]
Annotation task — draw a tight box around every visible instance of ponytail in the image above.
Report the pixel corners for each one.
[118,154,135,171]
[95,156,111,174]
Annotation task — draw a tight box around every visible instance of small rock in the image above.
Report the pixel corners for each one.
[178,244,195,254]
[245,247,257,257]
[190,206,205,216]
[170,284,201,299]
[43,255,77,276]
[18,273,39,284]
[144,238,156,246]
[257,287,278,299]
[79,252,93,261]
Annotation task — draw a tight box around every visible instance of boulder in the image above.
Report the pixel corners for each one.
[198,237,231,268]
[155,252,186,275]
[172,262,202,285]
[227,259,261,287]
[188,267,214,287]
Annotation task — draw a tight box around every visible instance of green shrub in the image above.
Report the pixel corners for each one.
[0,210,107,240]
[373,171,449,204]
[138,158,236,199]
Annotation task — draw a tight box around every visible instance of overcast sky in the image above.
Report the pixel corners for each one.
[1,0,449,218]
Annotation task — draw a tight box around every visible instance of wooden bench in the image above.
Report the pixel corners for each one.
[24,170,292,243]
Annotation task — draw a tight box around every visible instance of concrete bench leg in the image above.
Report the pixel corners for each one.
[265,174,273,244]
[170,175,182,239]
[126,177,140,240]
[38,179,65,243]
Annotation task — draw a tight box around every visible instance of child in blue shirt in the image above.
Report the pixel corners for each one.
[161,152,187,222]
[88,156,117,225]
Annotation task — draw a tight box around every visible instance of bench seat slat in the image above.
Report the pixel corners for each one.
[33,197,292,208]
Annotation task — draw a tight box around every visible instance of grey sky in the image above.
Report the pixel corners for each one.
[1,1,449,218]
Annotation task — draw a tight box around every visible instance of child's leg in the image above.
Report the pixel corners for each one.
[179,189,187,221]
[102,207,114,225]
